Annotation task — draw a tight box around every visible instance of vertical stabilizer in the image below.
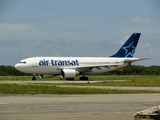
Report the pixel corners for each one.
[110,33,141,58]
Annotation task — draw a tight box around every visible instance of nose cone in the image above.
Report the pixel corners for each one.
[14,64,18,68]
[14,63,23,72]
[14,63,20,70]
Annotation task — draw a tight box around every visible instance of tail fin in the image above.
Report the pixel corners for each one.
[110,33,141,58]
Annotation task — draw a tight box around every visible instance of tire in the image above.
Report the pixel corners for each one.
[32,76,36,81]
[66,78,74,81]
[80,77,88,81]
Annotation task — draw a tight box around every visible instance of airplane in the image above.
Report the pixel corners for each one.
[14,33,149,81]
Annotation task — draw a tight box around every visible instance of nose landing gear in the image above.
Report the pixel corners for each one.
[32,74,36,81]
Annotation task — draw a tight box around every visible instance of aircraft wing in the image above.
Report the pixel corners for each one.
[57,63,123,71]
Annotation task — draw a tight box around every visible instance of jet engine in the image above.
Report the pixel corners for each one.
[61,69,80,78]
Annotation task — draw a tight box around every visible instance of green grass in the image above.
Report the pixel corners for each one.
[0,76,160,94]
[88,75,160,81]
[52,75,160,87]
[63,78,160,87]
[0,83,159,94]
[0,75,160,81]
[0,76,65,81]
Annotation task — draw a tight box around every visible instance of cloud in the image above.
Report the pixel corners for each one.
[0,23,34,31]
[0,22,99,41]
[0,23,35,40]
[118,35,130,45]
[53,21,92,28]
[132,16,150,24]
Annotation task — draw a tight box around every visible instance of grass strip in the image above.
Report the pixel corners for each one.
[0,75,159,81]
[0,84,159,94]
[62,78,160,87]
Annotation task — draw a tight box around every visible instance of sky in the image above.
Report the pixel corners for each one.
[0,0,160,66]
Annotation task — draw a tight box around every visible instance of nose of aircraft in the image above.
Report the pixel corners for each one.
[14,63,22,71]
[14,63,19,69]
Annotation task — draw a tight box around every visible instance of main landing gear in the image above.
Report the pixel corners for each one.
[66,78,74,81]
[80,76,88,81]
[79,72,88,81]
[65,77,88,81]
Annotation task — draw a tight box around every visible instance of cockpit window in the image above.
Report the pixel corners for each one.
[19,61,26,64]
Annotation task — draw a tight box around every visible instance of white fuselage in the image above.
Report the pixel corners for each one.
[15,57,137,75]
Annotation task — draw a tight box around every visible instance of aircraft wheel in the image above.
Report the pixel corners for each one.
[80,77,88,81]
[66,78,74,81]
[32,76,36,81]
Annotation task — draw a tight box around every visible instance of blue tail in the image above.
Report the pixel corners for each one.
[110,33,141,58]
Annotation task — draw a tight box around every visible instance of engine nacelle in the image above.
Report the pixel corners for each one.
[39,75,54,78]
[61,69,80,78]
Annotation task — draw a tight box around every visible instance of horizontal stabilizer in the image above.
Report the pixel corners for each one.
[124,58,151,63]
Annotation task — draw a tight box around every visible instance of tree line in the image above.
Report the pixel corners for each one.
[105,65,160,75]
[0,65,29,76]
[0,65,159,76]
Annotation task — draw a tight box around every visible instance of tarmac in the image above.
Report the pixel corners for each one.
[0,80,160,120]
[0,94,160,120]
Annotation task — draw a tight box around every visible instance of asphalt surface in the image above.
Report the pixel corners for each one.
[0,94,160,120]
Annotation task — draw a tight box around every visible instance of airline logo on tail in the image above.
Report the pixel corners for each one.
[123,41,136,57]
